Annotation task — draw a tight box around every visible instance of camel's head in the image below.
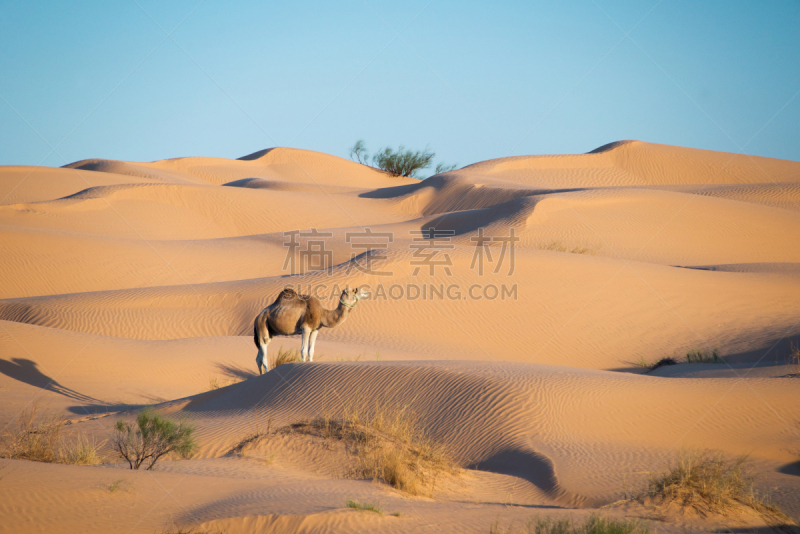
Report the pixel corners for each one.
[340,285,367,309]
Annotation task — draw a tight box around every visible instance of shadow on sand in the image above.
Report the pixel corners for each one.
[0,357,136,415]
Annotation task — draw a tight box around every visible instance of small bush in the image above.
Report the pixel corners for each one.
[372,145,435,177]
[686,349,723,364]
[527,514,649,534]
[637,450,787,519]
[346,499,382,514]
[113,408,196,470]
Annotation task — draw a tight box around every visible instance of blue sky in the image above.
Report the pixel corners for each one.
[1,0,798,169]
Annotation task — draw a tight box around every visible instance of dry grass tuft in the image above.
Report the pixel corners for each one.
[346,499,382,513]
[288,400,458,496]
[1,403,63,462]
[790,341,800,373]
[62,433,105,465]
[208,376,244,390]
[0,403,104,465]
[229,420,272,456]
[648,357,678,371]
[526,515,649,534]
[106,479,131,493]
[540,241,600,255]
[636,450,788,521]
[274,347,302,368]
[160,526,223,534]
[637,357,679,372]
[685,349,723,364]
[489,516,515,534]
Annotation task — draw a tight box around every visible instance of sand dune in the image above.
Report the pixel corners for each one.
[2,141,799,533]
[2,248,798,372]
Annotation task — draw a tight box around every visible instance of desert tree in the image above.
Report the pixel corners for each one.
[350,140,457,178]
[113,408,196,470]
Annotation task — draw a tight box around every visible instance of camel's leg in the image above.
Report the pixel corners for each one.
[256,333,271,375]
[300,325,312,362]
[308,330,319,362]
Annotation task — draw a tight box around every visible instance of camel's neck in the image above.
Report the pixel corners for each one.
[320,302,351,328]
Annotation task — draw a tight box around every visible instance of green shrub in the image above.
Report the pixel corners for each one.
[371,145,435,177]
[113,408,196,470]
[348,139,456,178]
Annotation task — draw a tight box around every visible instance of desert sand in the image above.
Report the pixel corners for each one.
[1,140,799,533]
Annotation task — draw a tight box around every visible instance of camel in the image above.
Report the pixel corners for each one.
[253,285,367,374]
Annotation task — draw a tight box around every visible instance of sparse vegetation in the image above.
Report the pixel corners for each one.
[635,450,787,520]
[348,139,456,179]
[346,499,382,514]
[1,404,62,462]
[349,139,369,164]
[372,145,434,177]
[284,400,457,496]
[685,349,723,364]
[647,357,678,372]
[208,375,244,390]
[435,162,458,174]
[490,516,514,534]
[159,527,222,534]
[0,403,104,465]
[229,420,272,457]
[526,515,649,534]
[540,241,600,255]
[790,341,800,373]
[106,479,129,493]
[638,351,725,372]
[113,408,196,470]
[274,347,302,367]
[335,354,362,362]
[62,433,105,465]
